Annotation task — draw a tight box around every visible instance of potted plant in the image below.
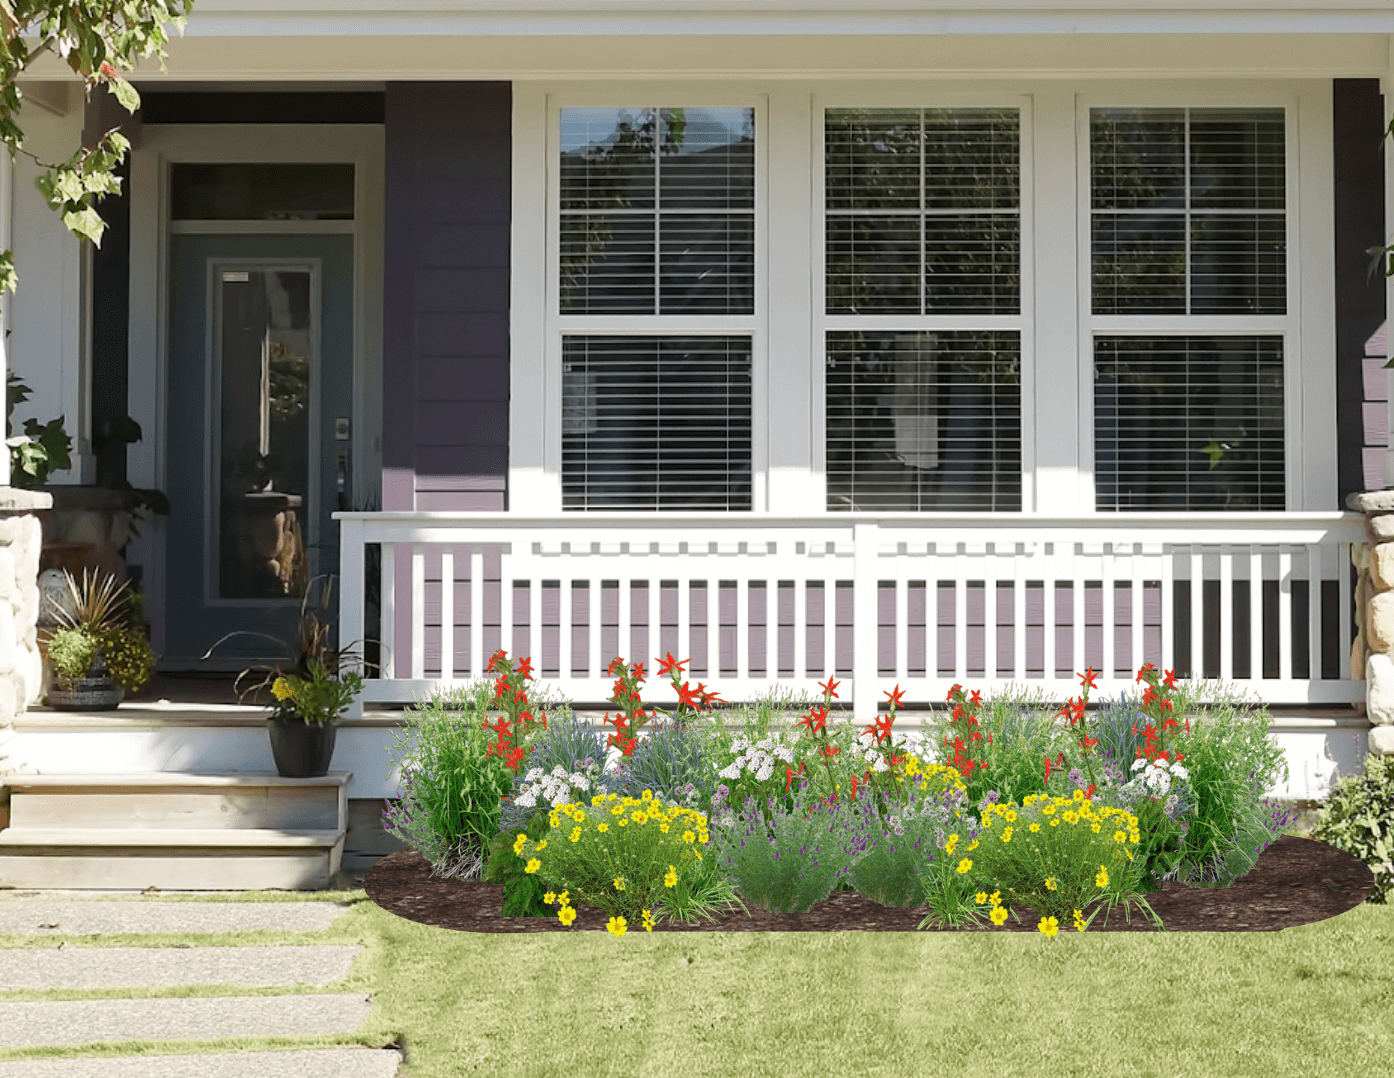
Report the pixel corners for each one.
[205,575,366,778]
[43,570,155,710]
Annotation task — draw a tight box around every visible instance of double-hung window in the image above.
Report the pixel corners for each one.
[1089,106,1290,511]
[557,106,756,510]
[821,105,1025,512]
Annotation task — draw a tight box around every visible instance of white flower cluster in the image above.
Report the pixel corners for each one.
[514,766,594,810]
[716,736,795,783]
[852,728,929,774]
[1128,757,1190,797]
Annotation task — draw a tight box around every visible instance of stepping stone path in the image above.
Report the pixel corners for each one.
[0,897,401,1077]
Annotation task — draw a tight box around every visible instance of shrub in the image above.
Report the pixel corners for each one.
[483,811,553,917]
[518,791,737,926]
[849,761,968,908]
[1314,754,1394,904]
[47,626,99,682]
[912,805,987,928]
[382,683,515,880]
[708,782,880,914]
[498,710,609,833]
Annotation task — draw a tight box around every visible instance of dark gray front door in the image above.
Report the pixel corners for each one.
[165,233,354,664]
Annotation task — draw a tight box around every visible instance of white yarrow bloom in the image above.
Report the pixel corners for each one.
[718,762,741,781]
[1132,758,1148,772]
[755,762,774,782]
[1171,764,1189,781]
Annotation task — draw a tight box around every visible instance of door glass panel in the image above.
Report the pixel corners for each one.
[216,268,313,599]
[171,163,355,221]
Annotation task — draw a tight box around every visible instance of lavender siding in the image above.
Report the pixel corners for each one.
[383,82,511,511]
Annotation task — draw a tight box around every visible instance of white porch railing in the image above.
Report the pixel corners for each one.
[335,512,1366,717]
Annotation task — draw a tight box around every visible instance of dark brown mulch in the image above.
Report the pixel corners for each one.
[365,835,1374,934]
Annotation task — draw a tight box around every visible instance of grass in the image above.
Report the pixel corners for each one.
[2,883,1392,1077]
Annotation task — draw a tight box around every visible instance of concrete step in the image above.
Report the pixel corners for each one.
[0,944,362,989]
[0,993,374,1048]
[0,1048,403,1078]
[5,773,350,833]
[0,900,351,937]
[0,840,345,890]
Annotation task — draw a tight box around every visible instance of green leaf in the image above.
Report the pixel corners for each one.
[61,206,105,246]
[107,75,139,115]
[0,249,16,295]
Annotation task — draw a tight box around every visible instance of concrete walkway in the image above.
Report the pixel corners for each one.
[0,893,401,1077]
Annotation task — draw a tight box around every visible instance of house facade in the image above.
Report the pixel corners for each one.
[4,2,1394,826]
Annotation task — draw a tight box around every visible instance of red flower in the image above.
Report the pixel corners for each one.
[797,704,829,737]
[1085,784,1097,800]
[818,743,841,760]
[675,681,704,710]
[818,676,841,700]
[607,657,626,677]
[946,684,963,702]
[503,744,528,771]
[865,713,895,745]
[785,762,807,792]
[699,685,723,709]
[1163,668,1179,690]
[515,656,535,680]
[969,689,983,706]
[884,685,907,710]
[1079,667,1099,691]
[850,775,859,800]
[486,649,508,673]
[1135,662,1156,684]
[656,653,688,678]
[632,662,646,681]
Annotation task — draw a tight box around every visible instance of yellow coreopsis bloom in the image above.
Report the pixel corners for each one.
[1004,810,1017,823]
[1029,822,1040,832]
[967,839,978,851]
[632,811,648,825]
[598,823,609,833]
[957,858,973,874]
[617,818,628,827]
[573,811,585,823]
[271,677,294,702]
[559,905,577,926]
[945,834,959,854]
[513,833,527,856]
[1044,877,1057,890]
[1073,910,1087,932]
[525,859,541,874]
[613,877,626,891]
[665,865,678,887]
[1113,830,1127,844]
[990,906,1009,926]
[558,891,569,905]
[608,916,628,937]
[569,827,582,843]
[660,822,670,833]
[975,891,989,904]
[1038,916,1059,938]
[544,892,556,904]
[1073,789,1085,802]
[683,830,696,844]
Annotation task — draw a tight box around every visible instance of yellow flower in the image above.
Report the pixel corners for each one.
[1044,877,1057,891]
[612,805,625,816]
[1041,804,1056,816]
[617,818,628,827]
[570,827,582,843]
[598,823,609,833]
[683,830,696,844]
[1073,910,1087,932]
[1091,822,1101,833]
[614,877,626,891]
[632,811,648,825]
[1000,827,1013,843]
[591,796,604,807]
[558,906,577,926]
[1095,866,1110,888]
[1063,811,1078,824]
[990,906,1009,926]
[525,858,541,874]
[1113,830,1127,844]
[641,909,654,932]
[975,891,989,904]
[945,834,959,854]
[607,916,628,938]
[1073,789,1085,802]
[660,823,670,833]
[512,833,527,856]
[989,890,1001,906]
[967,839,978,851]
[574,811,585,823]
[543,891,556,904]
[1050,818,1060,827]
[271,677,294,702]
[699,831,710,844]
[558,891,569,905]
[1029,822,1041,833]
[1004,810,1017,823]
[549,813,560,828]
[957,858,973,874]
[642,790,653,801]
[665,865,678,887]
[694,850,703,861]
[1038,916,1059,938]
[536,840,547,850]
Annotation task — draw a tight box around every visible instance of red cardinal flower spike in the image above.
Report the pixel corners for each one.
[818,676,841,700]
[1163,669,1179,690]
[884,685,907,710]
[656,653,688,678]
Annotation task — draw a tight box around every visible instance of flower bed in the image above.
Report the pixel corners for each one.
[384,652,1310,938]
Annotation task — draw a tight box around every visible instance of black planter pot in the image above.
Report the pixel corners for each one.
[267,716,338,778]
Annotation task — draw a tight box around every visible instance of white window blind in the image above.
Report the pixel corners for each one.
[1091,107,1286,315]
[562,336,753,510]
[823,107,1023,511]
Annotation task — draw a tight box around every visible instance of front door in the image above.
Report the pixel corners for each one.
[164,233,354,665]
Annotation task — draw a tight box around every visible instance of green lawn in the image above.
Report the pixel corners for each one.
[3,878,1390,1077]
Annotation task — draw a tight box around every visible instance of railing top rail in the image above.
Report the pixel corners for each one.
[335,510,1363,530]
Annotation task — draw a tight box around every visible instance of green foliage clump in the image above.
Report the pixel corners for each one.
[484,812,553,917]
[47,626,98,682]
[100,625,155,692]
[382,683,515,881]
[1314,754,1394,904]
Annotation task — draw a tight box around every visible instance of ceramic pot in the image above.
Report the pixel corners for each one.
[45,649,123,711]
[267,716,338,778]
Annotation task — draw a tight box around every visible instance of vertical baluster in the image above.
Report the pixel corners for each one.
[470,545,485,677]
[411,546,426,681]
[1012,544,1026,683]
[380,542,396,679]
[1278,546,1293,682]
[1339,542,1353,685]
[440,548,455,681]
[1101,543,1115,680]
[1219,544,1233,682]
[677,578,692,673]
[1249,547,1263,682]
[1071,545,1085,683]
[559,575,573,681]
[1160,545,1174,674]
[1308,543,1323,683]
[953,559,967,681]
[1130,545,1144,676]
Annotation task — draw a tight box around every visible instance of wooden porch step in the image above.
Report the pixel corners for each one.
[0,773,350,890]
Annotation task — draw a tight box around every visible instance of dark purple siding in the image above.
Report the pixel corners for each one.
[383,82,511,511]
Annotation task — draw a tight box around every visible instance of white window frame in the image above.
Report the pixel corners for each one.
[812,91,1036,514]
[517,86,769,514]
[1075,83,1335,512]
[511,79,1335,517]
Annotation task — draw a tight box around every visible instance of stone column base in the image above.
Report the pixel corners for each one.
[0,488,52,724]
